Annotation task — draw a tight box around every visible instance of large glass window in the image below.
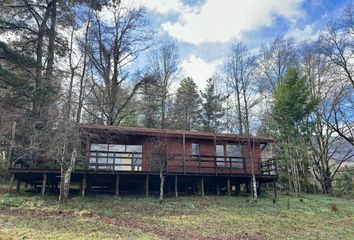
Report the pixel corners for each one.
[89,144,142,171]
[226,144,243,168]
[216,144,244,168]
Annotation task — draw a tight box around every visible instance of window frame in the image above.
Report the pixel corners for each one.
[89,143,143,171]
[215,143,244,169]
[192,143,200,158]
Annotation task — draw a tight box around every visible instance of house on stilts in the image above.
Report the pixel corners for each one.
[8,124,277,197]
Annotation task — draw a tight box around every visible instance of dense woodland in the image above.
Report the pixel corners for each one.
[0,1,353,202]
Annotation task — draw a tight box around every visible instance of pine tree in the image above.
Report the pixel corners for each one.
[141,75,160,128]
[272,68,318,195]
[200,78,225,132]
[173,77,201,130]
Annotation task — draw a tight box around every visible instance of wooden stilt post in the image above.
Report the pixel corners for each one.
[167,178,172,194]
[115,175,119,197]
[8,173,15,194]
[201,176,205,196]
[216,182,220,196]
[227,177,231,196]
[16,180,20,193]
[273,179,277,200]
[41,173,47,196]
[80,174,86,197]
[86,176,91,194]
[246,181,251,194]
[236,182,241,196]
[175,175,178,197]
[183,133,185,174]
[257,182,262,196]
[145,175,149,197]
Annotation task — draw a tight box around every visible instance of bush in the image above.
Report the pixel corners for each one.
[332,168,354,197]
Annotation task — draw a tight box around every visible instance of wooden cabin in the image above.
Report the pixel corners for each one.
[9,124,277,196]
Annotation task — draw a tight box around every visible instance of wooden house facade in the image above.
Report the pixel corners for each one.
[9,124,277,196]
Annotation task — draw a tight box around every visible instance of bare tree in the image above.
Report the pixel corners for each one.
[302,42,354,193]
[225,42,259,135]
[257,37,298,94]
[86,3,152,125]
[148,42,180,129]
[149,137,168,203]
[318,5,354,147]
[225,42,260,199]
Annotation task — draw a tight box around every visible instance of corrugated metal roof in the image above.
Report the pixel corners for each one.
[80,124,274,143]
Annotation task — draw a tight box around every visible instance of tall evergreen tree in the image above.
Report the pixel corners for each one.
[173,77,200,130]
[200,78,225,132]
[140,75,160,128]
[272,68,318,195]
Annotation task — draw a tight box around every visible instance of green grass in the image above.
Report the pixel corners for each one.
[0,191,354,240]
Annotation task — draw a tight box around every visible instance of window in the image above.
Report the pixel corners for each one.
[216,144,244,168]
[192,143,200,157]
[216,145,225,167]
[89,144,143,171]
[226,144,243,168]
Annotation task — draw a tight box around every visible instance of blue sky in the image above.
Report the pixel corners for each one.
[137,0,352,90]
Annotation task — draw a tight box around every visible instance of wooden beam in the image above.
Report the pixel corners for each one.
[236,182,241,196]
[16,180,21,193]
[41,173,47,196]
[175,175,178,197]
[115,175,119,197]
[201,176,204,196]
[145,175,149,197]
[214,134,217,175]
[227,177,231,196]
[80,174,86,197]
[8,173,15,194]
[273,179,277,200]
[257,182,262,196]
[183,133,185,174]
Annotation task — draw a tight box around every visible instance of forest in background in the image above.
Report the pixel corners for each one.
[0,0,353,202]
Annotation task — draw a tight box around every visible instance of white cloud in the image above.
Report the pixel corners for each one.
[142,0,187,14]
[148,0,305,44]
[181,54,222,90]
[285,24,320,42]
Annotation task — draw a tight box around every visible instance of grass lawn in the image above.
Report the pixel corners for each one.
[0,188,353,240]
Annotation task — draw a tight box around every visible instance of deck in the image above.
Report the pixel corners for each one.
[8,154,277,196]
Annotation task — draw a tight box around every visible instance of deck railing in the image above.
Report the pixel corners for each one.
[10,153,277,177]
[260,158,278,176]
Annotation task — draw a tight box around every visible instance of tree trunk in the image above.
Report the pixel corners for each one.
[59,142,66,203]
[7,121,16,173]
[63,148,77,204]
[159,170,165,203]
[45,0,57,84]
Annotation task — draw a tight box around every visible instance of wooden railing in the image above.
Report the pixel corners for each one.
[260,158,278,176]
[164,154,245,175]
[10,152,278,177]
